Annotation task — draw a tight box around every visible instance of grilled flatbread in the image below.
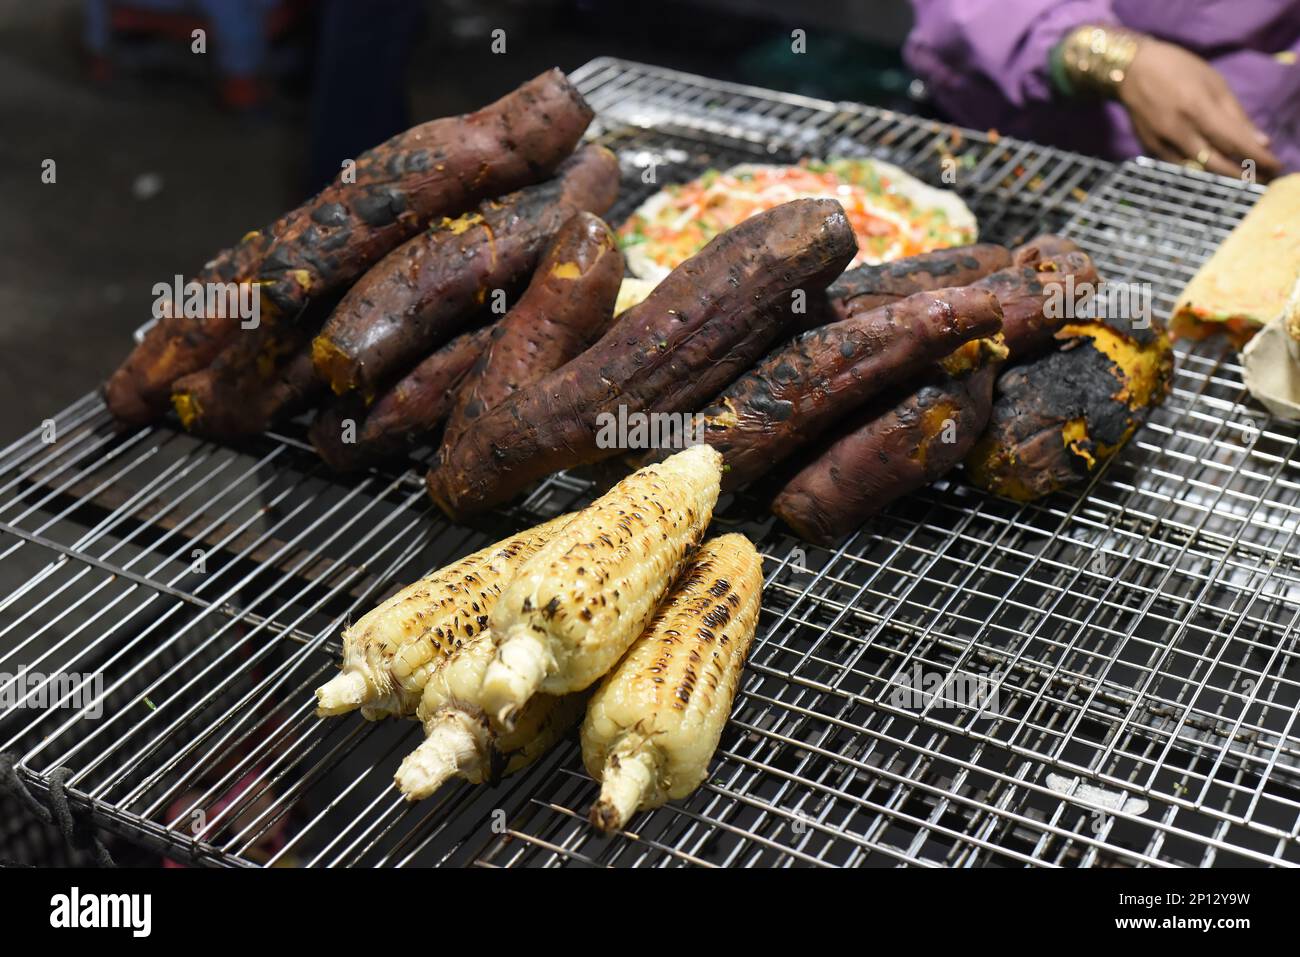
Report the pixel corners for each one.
[1171,173,1300,346]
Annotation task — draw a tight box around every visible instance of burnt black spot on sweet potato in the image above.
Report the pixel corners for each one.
[261,246,297,275]
[747,384,795,422]
[311,203,349,228]
[352,188,408,227]
[994,339,1131,449]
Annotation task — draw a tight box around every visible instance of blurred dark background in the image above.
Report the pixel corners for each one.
[0,0,919,445]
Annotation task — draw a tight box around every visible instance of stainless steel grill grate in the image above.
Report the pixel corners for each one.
[2,58,1297,868]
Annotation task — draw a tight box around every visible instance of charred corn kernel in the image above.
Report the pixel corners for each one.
[581,534,762,833]
[394,689,585,800]
[314,514,571,719]
[480,445,723,729]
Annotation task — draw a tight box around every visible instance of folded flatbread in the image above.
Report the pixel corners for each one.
[1172,173,1300,346]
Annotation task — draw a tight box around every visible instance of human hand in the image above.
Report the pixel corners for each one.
[1118,39,1282,180]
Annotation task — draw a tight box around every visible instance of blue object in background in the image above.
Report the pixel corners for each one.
[82,0,280,79]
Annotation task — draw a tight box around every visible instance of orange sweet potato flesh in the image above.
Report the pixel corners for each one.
[312,145,620,399]
[965,313,1174,502]
[427,197,859,518]
[438,211,624,455]
[258,68,594,322]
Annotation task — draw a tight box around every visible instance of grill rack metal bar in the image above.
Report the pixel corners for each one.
[1,57,1298,867]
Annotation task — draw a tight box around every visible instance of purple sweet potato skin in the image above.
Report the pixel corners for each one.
[311,325,493,471]
[169,321,321,441]
[815,243,1013,326]
[104,224,277,425]
[698,285,1004,490]
[771,360,997,544]
[767,239,1098,541]
[974,250,1099,358]
[313,145,620,397]
[439,212,623,454]
[259,68,594,320]
[1011,234,1081,267]
[427,197,859,518]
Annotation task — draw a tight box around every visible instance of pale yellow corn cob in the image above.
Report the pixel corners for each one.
[393,605,580,797]
[394,687,585,800]
[314,514,571,719]
[479,444,723,729]
[581,533,762,833]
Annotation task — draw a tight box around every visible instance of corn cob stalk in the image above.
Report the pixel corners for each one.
[394,685,585,800]
[581,533,762,833]
[314,514,571,719]
[480,444,723,729]
[395,601,586,797]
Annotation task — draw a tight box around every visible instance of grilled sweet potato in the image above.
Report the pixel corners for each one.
[312,145,620,398]
[694,285,1003,491]
[170,322,321,441]
[428,197,859,518]
[965,314,1173,501]
[439,212,623,455]
[974,249,1099,357]
[764,242,1097,540]
[103,225,276,425]
[806,243,1013,328]
[1011,234,1081,267]
[258,68,594,322]
[311,325,493,471]
[772,340,1002,544]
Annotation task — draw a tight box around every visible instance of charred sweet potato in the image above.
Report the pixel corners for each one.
[765,240,1097,540]
[965,314,1174,501]
[772,339,1003,544]
[694,285,1003,491]
[311,325,493,471]
[439,212,623,454]
[103,224,276,425]
[1011,234,1081,266]
[427,197,859,518]
[808,243,1013,327]
[170,322,322,441]
[312,145,620,398]
[973,249,1099,358]
[258,68,594,322]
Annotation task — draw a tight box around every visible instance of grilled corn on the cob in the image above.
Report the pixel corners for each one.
[581,533,762,833]
[314,515,571,719]
[479,444,724,729]
[389,532,586,798]
[394,685,584,800]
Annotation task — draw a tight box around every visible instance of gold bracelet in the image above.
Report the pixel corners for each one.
[1060,24,1143,99]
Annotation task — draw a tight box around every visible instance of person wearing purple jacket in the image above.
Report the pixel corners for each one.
[905,0,1299,179]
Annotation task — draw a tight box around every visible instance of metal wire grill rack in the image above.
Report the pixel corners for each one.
[2,58,1297,867]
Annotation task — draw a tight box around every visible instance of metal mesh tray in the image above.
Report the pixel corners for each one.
[1,58,1297,867]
